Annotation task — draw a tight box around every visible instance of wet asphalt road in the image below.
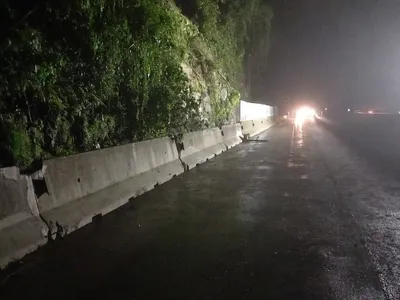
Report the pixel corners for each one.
[1,117,400,299]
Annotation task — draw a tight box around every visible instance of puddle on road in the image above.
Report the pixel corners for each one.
[288,161,305,168]
[295,140,304,148]
[257,165,273,170]
[239,164,274,171]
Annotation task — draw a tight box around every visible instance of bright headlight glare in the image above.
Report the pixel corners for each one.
[295,106,316,125]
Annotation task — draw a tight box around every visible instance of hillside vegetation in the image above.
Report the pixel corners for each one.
[0,0,272,168]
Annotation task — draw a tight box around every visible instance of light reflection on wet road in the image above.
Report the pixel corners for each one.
[0,119,399,299]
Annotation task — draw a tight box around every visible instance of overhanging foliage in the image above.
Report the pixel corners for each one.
[0,0,272,168]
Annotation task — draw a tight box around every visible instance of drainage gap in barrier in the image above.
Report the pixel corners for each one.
[28,166,53,242]
[32,179,48,198]
[172,134,189,172]
[38,211,52,241]
[30,164,48,198]
[240,134,250,142]
[55,222,65,240]
[180,159,189,172]
[173,134,184,153]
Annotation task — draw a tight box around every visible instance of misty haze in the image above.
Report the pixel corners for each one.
[1,1,400,299]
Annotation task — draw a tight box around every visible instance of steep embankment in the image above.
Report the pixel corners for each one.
[0,0,272,168]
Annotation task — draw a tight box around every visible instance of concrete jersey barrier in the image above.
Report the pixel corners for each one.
[253,118,273,134]
[0,121,273,268]
[0,167,48,269]
[221,124,243,149]
[180,127,226,170]
[241,117,275,137]
[241,120,257,137]
[40,137,184,237]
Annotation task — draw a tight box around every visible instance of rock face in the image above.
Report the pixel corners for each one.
[180,43,240,128]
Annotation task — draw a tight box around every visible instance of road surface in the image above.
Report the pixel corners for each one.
[1,117,400,299]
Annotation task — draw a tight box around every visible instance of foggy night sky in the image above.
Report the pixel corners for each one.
[258,0,400,111]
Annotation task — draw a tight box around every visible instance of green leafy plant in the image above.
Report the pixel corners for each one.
[0,0,272,168]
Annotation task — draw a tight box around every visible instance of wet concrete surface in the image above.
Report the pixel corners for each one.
[0,119,398,299]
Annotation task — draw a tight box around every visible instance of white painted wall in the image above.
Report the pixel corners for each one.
[240,100,275,121]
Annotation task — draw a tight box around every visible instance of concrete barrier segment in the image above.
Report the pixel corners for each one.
[180,128,227,170]
[241,120,257,137]
[241,118,275,138]
[222,124,243,149]
[39,137,184,238]
[0,167,48,269]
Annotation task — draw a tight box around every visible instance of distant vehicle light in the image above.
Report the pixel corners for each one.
[324,108,328,111]
[368,110,373,114]
[295,106,316,126]
[283,115,288,119]
[347,109,351,112]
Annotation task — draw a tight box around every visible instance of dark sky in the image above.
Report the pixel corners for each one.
[257,0,400,110]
